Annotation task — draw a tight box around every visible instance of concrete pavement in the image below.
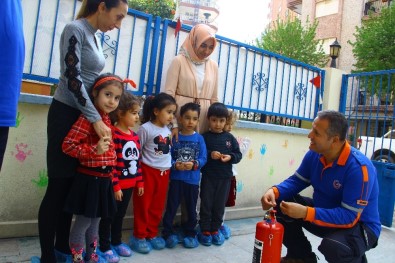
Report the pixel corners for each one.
[1,217,394,263]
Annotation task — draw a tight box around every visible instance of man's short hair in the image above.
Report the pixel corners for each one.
[207,102,228,119]
[317,110,348,141]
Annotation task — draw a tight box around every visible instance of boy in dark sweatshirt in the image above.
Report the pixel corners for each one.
[198,102,242,246]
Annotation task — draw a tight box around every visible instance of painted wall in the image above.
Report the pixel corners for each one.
[0,94,312,238]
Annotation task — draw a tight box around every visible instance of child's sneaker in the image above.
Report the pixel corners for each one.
[219,224,231,239]
[111,243,132,257]
[71,248,84,263]
[96,249,120,263]
[211,231,225,246]
[85,253,106,263]
[164,234,179,248]
[183,236,199,248]
[129,236,152,254]
[54,249,72,263]
[147,237,166,250]
[30,256,41,263]
[197,231,212,246]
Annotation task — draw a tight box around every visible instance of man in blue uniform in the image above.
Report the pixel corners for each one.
[261,110,380,263]
[0,0,25,171]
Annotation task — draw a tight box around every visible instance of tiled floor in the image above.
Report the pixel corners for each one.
[0,217,394,263]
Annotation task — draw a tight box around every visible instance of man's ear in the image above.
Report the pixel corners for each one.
[332,135,341,144]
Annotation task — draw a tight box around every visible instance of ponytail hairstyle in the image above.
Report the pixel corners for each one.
[110,91,141,124]
[141,93,177,124]
[77,0,128,19]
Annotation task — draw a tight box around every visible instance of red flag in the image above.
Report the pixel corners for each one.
[309,75,321,88]
[174,17,181,38]
[310,75,323,105]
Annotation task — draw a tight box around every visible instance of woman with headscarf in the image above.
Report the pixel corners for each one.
[164,23,219,134]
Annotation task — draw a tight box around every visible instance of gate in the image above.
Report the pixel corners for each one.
[340,69,395,227]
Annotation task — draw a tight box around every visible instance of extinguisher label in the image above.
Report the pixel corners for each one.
[252,239,263,263]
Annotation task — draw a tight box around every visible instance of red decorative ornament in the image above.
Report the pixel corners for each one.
[174,17,181,38]
[309,75,321,88]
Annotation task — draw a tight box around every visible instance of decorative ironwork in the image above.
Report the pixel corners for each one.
[252,73,268,92]
[96,32,117,59]
[294,83,307,101]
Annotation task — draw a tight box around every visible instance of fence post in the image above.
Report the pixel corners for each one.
[323,67,346,111]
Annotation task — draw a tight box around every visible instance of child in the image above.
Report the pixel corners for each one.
[62,73,125,263]
[97,91,143,263]
[221,110,251,239]
[198,102,242,246]
[161,102,207,249]
[129,93,177,254]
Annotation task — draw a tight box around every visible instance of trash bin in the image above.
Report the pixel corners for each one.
[373,161,395,227]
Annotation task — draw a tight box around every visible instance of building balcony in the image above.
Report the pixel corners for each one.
[363,0,393,19]
[179,1,219,15]
[287,0,303,15]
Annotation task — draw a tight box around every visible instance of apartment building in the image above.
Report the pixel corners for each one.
[269,0,392,73]
[177,0,219,31]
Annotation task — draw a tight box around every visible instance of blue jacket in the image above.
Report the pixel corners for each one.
[170,132,207,185]
[274,143,381,238]
[0,0,25,126]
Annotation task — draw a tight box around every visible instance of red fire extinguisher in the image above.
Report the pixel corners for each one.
[252,210,284,263]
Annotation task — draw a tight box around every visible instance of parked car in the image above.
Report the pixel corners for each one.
[358,130,395,163]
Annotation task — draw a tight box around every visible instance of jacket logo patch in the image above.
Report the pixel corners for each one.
[333,180,342,189]
[357,200,368,206]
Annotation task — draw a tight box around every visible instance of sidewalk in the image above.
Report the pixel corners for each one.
[1,217,394,263]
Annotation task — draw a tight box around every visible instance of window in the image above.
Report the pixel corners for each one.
[316,0,339,17]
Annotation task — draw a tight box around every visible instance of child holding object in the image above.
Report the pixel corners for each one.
[162,102,207,249]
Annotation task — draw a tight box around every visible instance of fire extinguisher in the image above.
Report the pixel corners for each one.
[252,210,284,263]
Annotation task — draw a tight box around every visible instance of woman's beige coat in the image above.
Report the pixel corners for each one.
[164,54,218,133]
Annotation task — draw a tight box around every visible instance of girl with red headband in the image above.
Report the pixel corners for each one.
[61,73,129,263]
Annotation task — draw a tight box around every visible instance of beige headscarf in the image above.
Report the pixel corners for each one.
[179,24,217,65]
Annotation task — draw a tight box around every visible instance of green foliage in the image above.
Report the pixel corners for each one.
[350,4,395,72]
[128,0,176,20]
[255,18,328,68]
[349,4,395,98]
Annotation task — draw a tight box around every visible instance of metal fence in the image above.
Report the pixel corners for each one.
[341,69,395,163]
[22,0,324,123]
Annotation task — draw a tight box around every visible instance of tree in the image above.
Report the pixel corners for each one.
[349,4,395,72]
[349,4,395,99]
[255,18,328,68]
[128,0,176,20]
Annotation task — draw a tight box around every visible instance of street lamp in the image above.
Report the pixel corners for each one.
[329,39,341,68]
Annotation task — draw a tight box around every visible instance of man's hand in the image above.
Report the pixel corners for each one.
[137,187,144,196]
[261,188,277,210]
[279,201,308,219]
